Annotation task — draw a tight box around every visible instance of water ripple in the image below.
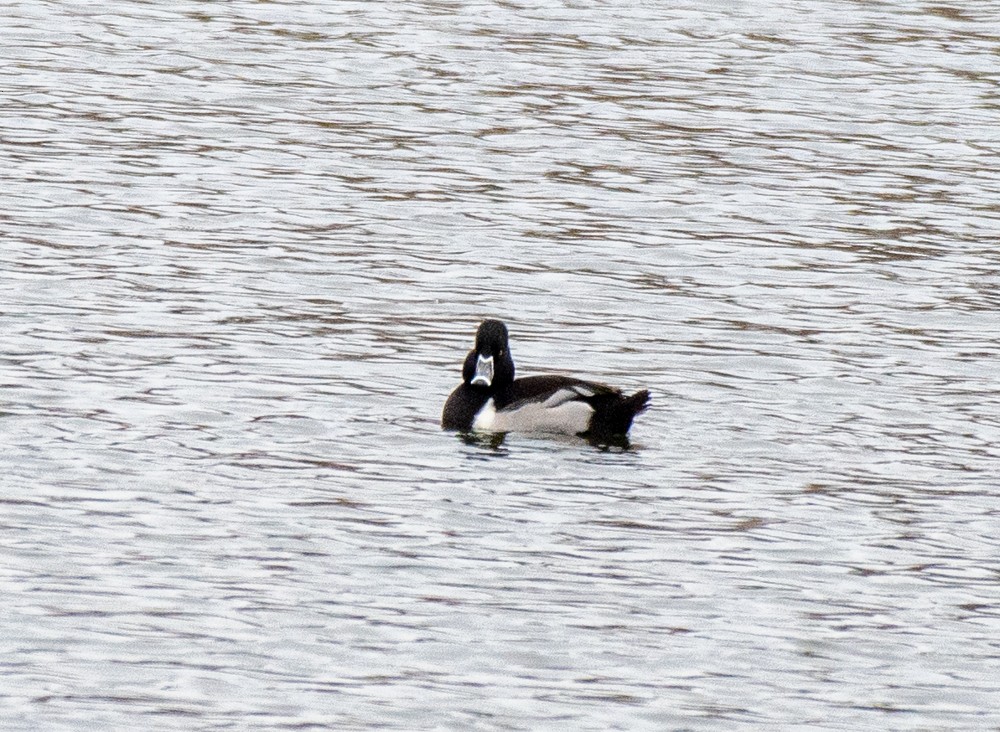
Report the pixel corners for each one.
[3,0,1000,729]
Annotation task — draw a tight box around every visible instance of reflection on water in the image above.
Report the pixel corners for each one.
[3,0,1000,729]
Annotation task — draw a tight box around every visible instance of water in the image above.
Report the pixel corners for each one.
[3,1,1000,729]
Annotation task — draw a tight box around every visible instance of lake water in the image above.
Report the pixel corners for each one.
[3,1,1000,729]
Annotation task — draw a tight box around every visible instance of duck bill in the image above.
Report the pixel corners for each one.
[471,354,494,387]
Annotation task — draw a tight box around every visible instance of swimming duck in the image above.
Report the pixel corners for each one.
[442,319,650,442]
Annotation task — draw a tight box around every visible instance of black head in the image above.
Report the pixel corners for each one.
[474,319,509,356]
[462,319,515,390]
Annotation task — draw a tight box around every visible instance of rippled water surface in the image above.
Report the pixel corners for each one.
[4,1,1000,729]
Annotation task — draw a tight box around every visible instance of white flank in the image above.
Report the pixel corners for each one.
[473,389,597,435]
[491,398,595,435]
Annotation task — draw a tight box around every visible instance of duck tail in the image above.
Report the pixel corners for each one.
[622,389,651,427]
[590,389,650,439]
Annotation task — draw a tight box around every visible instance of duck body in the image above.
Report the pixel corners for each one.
[442,320,650,441]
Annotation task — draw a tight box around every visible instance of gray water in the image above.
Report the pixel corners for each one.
[3,1,1000,729]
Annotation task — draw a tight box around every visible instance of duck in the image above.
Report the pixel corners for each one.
[442,319,650,442]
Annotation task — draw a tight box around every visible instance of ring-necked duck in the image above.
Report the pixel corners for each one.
[442,319,650,441]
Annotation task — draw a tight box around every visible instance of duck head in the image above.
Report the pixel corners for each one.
[462,319,515,390]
